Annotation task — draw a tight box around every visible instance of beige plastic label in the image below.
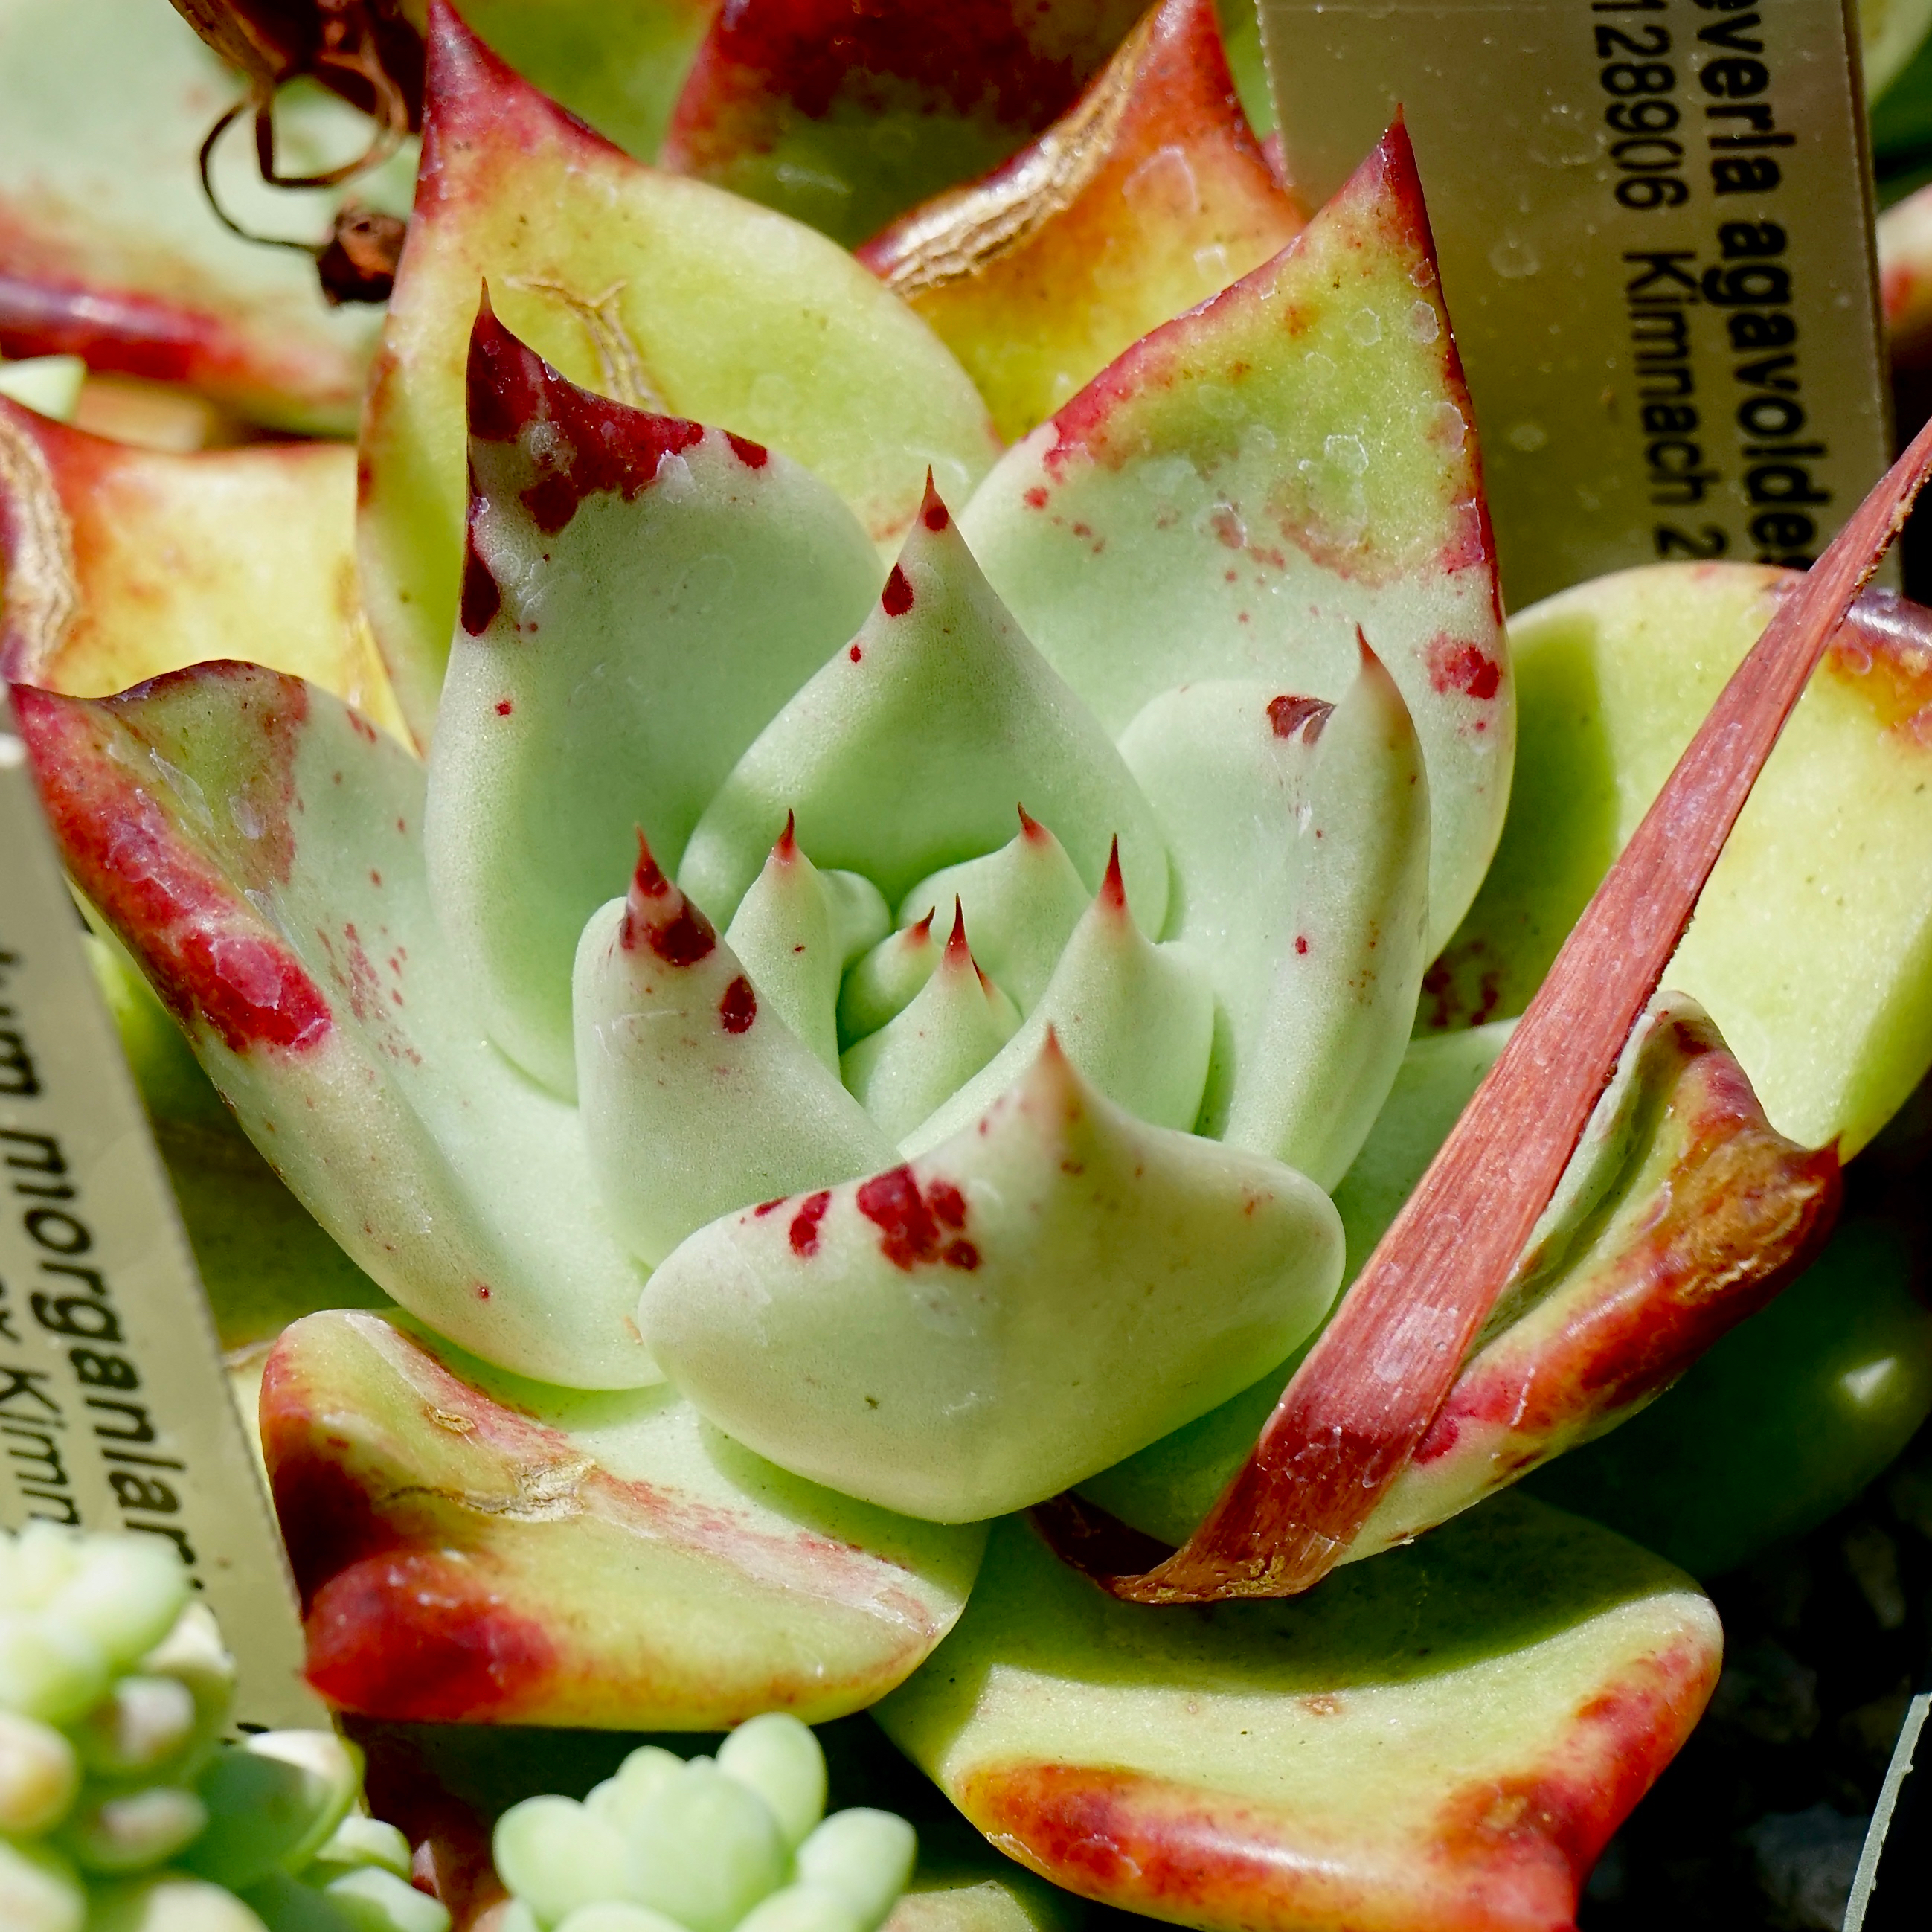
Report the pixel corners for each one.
[0,694,325,1728]
[1260,0,1891,611]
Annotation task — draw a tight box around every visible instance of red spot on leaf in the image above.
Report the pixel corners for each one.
[855,1166,972,1270]
[459,530,501,636]
[790,1190,832,1257]
[1268,694,1332,740]
[882,565,915,616]
[495,699,513,716]
[1294,935,1309,955]
[466,301,706,538]
[1024,486,1050,510]
[944,1240,980,1271]
[726,431,770,468]
[1428,633,1502,702]
[719,975,758,1033]
[924,497,951,532]
[850,644,864,662]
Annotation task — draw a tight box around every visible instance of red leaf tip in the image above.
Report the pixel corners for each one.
[622,832,717,967]
[945,897,971,965]
[775,809,798,861]
[1099,836,1126,911]
[1016,802,1047,843]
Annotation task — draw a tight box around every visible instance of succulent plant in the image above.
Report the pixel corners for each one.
[0,1522,427,1932]
[7,3,1932,1931]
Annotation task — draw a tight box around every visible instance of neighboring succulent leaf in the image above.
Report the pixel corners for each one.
[0,0,414,431]
[898,810,1091,1016]
[842,909,1021,1143]
[960,121,1509,954]
[859,0,1304,443]
[1880,179,1932,368]
[409,0,719,163]
[1527,1214,1932,1578]
[1074,998,1840,1558]
[1120,644,1428,1190]
[875,1502,1718,1932]
[575,843,894,1268]
[902,850,1213,1156]
[725,820,848,1072]
[361,1,998,745]
[641,1034,1342,1523]
[426,307,879,1095]
[14,664,657,1391]
[0,398,406,738]
[1423,567,1932,1157]
[261,1309,986,1726]
[659,0,1146,247]
[678,484,1170,934]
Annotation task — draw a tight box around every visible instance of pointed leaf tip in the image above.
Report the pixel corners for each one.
[946,896,972,963]
[623,832,718,967]
[1016,803,1045,841]
[1100,836,1126,911]
[777,809,799,859]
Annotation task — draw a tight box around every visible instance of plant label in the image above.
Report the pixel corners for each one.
[0,692,326,1728]
[1258,0,1891,610]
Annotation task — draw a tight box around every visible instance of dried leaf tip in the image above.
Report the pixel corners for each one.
[774,809,799,861]
[1267,693,1332,742]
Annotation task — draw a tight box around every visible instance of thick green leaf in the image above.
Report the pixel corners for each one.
[641,1034,1341,1522]
[1080,997,1838,1554]
[262,1309,984,1726]
[1422,565,1932,1156]
[426,305,879,1096]
[960,121,1509,954]
[875,1500,1718,1932]
[678,482,1169,935]
[362,1,997,745]
[16,665,656,1390]
[1120,645,1428,1189]
[575,845,893,1268]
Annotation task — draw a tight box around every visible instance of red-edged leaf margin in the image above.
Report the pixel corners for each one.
[1037,412,1932,1603]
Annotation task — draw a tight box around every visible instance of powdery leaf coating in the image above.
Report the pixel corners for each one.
[1120,641,1428,1190]
[14,664,658,1391]
[640,1035,1341,1523]
[360,0,998,744]
[678,479,1170,937]
[426,304,879,1097]
[860,0,1305,443]
[574,841,893,1268]
[960,119,1509,953]
[260,1309,985,1726]
[874,1501,1719,1932]
[661,0,1146,246]
[1425,564,1932,1157]
[0,398,406,741]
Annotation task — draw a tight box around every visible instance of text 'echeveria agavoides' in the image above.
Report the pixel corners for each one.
[10,3,1932,1930]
